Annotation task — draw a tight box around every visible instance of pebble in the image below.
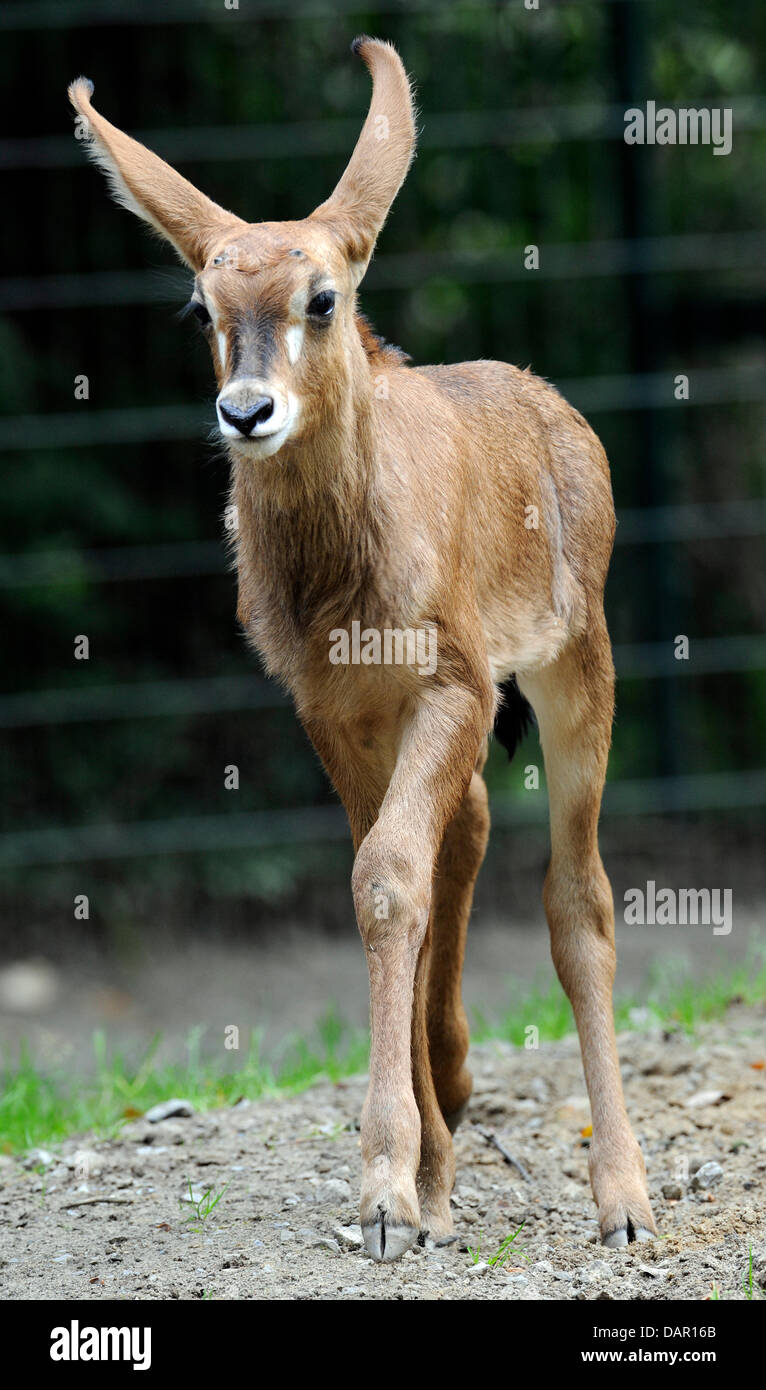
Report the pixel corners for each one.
[313,1237,341,1255]
[690,1161,724,1190]
[685,1089,728,1109]
[314,1178,352,1202]
[144,1099,195,1123]
[67,1149,104,1177]
[332,1223,364,1250]
[662,1181,684,1200]
[0,958,59,1012]
[179,1184,208,1205]
[23,1149,55,1169]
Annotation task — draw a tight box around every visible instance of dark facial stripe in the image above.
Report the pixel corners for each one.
[231,315,278,379]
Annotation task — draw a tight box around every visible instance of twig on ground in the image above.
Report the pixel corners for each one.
[63,1195,134,1208]
[473,1124,531,1182]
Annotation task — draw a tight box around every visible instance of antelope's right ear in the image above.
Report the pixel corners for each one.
[68,78,244,272]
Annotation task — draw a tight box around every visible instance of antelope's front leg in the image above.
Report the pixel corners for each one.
[351,683,492,1262]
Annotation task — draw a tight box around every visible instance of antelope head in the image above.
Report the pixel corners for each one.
[68,38,416,462]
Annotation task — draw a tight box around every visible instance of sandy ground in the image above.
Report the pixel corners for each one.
[1,1007,764,1302]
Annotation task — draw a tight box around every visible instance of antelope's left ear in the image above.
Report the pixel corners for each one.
[68,78,245,272]
[309,37,417,288]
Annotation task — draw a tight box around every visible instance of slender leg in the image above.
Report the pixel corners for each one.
[408,767,490,1245]
[350,681,492,1261]
[518,625,657,1246]
[427,766,489,1130]
[410,910,456,1246]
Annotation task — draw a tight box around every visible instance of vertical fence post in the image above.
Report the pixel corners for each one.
[609,0,683,789]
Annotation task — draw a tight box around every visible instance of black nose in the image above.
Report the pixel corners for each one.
[219,396,275,436]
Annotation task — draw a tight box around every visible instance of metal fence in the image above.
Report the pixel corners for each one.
[2,0,764,869]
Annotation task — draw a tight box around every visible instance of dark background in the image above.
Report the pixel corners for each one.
[0,0,764,1055]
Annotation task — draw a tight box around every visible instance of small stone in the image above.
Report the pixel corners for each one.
[23,1148,55,1169]
[690,1161,724,1191]
[67,1149,104,1178]
[313,1237,341,1255]
[179,1183,208,1205]
[685,1089,729,1109]
[314,1178,352,1202]
[144,1099,195,1123]
[468,1261,489,1274]
[0,958,59,1013]
[332,1223,364,1250]
[662,1181,684,1201]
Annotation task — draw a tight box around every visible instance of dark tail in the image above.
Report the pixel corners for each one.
[493,675,535,761]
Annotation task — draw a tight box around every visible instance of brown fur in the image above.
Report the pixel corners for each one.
[69,37,656,1259]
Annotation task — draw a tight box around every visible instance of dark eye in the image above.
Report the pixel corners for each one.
[307,290,335,319]
[190,299,211,327]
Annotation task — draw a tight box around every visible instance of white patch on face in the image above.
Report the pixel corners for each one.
[285,323,304,366]
[215,381,301,460]
[217,331,227,370]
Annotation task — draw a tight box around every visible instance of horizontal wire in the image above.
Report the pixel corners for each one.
[0,0,654,31]
[0,636,764,729]
[4,95,765,170]
[5,231,766,311]
[1,500,764,590]
[1,769,764,867]
[1,365,763,453]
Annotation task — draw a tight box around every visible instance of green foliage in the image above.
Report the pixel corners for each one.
[3,957,764,1155]
[0,1007,369,1154]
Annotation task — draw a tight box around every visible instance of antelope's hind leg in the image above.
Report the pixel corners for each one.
[518,627,657,1247]
[412,768,490,1247]
[427,769,489,1131]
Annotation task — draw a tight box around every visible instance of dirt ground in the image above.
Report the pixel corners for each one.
[1,1007,764,1301]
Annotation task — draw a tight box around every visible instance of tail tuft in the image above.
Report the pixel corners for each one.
[493,676,534,762]
[68,76,95,112]
[351,34,374,58]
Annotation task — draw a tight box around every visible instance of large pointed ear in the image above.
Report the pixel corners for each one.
[68,78,244,272]
[309,37,416,286]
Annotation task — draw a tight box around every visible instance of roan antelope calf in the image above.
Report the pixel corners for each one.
[69,37,657,1261]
